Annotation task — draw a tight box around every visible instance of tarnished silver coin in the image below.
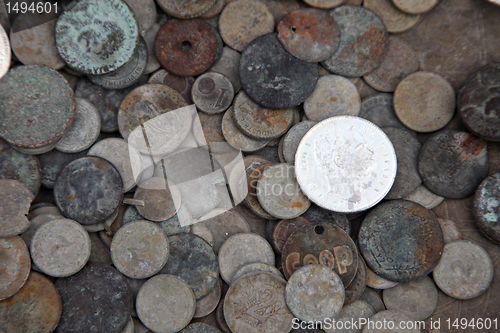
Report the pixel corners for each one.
[283,121,317,165]
[111,220,169,279]
[194,279,221,318]
[210,47,242,93]
[192,72,234,114]
[123,0,156,34]
[31,218,91,277]
[365,266,398,289]
[56,98,100,153]
[232,262,283,283]
[362,310,420,333]
[0,179,33,237]
[28,204,62,220]
[222,107,269,152]
[323,300,375,333]
[295,116,397,213]
[0,25,10,79]
[402,185,444,210]
[0,236,31,301]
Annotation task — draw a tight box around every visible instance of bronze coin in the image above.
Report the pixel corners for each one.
[272,216,312,254]
[473,173,500,243]
[244,162,277,219]
[192,72,234,114]
[344,254,367,306]
[156,0,217,18]
[0,237,31,301]
[133,177,181,222]
[148,69,195,104]
[155,19,218,77]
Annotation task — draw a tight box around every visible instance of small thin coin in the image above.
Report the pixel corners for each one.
[31,218,91,277]
[282,121,317,165]
[39,149,87,189]
[402,185,444,210]
[123,0,156,34]
[0,179,33,238]
[133,177,181,222]
[391,0,439,14]
[473,173,500,243]
[244,162,278,219]
[303,0,347,9]
[192,72,234,114]
[345,254,368,306]
[366,266,398,289]
[361,310,420,333]
[210,47,242,92]
[156,0,216,18]
[302,203,351,235]
[232,262,283,282]
[363,0,420,33]
[222,107,270,152]
[272,216,311,254]
[148,69,195,103]
[358,93,411,132]
[194,279,221,318]
[323,300,375,333]
[0,237,31,300]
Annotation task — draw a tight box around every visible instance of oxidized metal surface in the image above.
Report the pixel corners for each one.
[136,274,195,333]
[304,75,361,121]
[321,6,389,77]
[282,121,316,165]
[88,232,112,265]
[0,138,40,195]
[359,288,386,313]
[222,107,270,152]
[31,218,91,277]
[193,111,227,153]
[55,262,133,333]
[402,185,444,210]
[281,223,358,286]
[0,65,75,148]
[359,200,444,281]
[123,203,191,236]
[0,271,61,333]
[302,203,351,235]
[418,130,489,199]
[56,98,100,153]
[260,0,300,26]
[473,173,500,243]
[39,149,87,189]
[364,37,418,92]
[286,264,344,322]
[244,162,277,219]
[0,25,9,79]
[54,156,124,225]
[210,47,242,92]
[148,69,195,103]
[394,72,455,133]
[218,233,275,284]
[363,0,420,33]
[219,0,274,52]
[433,240,493,300]
[272,216,311,254]
[180,323,221,333]
[366,265,398,289]
[362,310,420,333]
[200,0,226,18]
[437,218,463,244]
[358,93,410,131]
[277,8,340,63]
[88,36,148,90]
[0,180,33,237]
[156,0,216,18]
[55,0,139,75]
[194,279,221,318]
[216,301,231,333]
[383,276,438,321]
[239,33,318,109]
[391,0,439,14]
[295,116,397,213]
[155,19,217,77]
[11,137,61,155]
[111,220,169,279]
[345,254,367,306]
[144,23,161,74]
[232,263,283,282]
[224,272,294,333]
[303,0,346,9]
[323,300,375,333]
[123,0,156,34]
[192,72,234,114]
[21,213,60,250]
[458,63,500,142]
[257,163,311,219]
[0,237,30,300]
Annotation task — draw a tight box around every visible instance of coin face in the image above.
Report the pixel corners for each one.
[0,237,31,301]
[123,0,156,34]
[391,0,439,14]
[156,0,216,18]
[323,300,375,333]
[473,173,500,243]
[358,93,410,131]
[295,116,397,213]
[192,72,234,114]
[0,179,33,238]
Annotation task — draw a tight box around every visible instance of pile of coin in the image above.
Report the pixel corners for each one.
[0,0,499,332]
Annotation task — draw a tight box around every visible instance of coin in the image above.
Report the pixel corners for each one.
[304,75,361,121]
[0,25,9,79]
[473,173,500,243]
[418,130,489,199]
[210,47,242,92]
[11,137,63,155]
[21,213,60,250]
[194,279,221,318]
[55,0,139,75]
[402,185,444,210]
[54,156,124,225]
[358,93,410,132]
[218,233,275,284]
[155,19,217,77]
[363,0,420,33]
[277,8,340,63]
[28,204,62,220]
[345,254,368,306]
[192,72,234,114]
[38,149,87,189]
[148,69,195,103]
[359,288,386,314]
[143,23,161,74]
[322,5,389,77]
[437,218,462,244]
[232,263,284,283]
[0,180,33,237]
[244,162,278,219]
[0,237,30,300]
[302,203,351,235]
[281,222,358,286]
[123,0,156,34]
[391,0,439,14]
[365,265,398,289]
[222,107,270,152]
[324,300,375,333]
[282,121,316,165]
[260,0,300,27]
[359,200,444,281]
[224,272,294,333]
[272,216,311,254]
[56,262,133,333]
[303,0,347,9]
[137,274,195,333]
[193,111,228,153]
[239,33,319,109]
[156,0,216,18]
[362,310,420,333]
[0,65,75,148]
[133,177,181,222]
[200,0,226,18]
[295,116,397,213]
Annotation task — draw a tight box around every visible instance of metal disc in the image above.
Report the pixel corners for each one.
[243,162,277,219]
[193,111,229,153]
[272,216,311,254]
[194,279,221,318]
[302,203,351,236]
[0,179,33,238]
[122,205,192,236]
[133,177,181,222]
[148,69,195,104]
[359,288,386,314]
[232,263,283,283]
[282,121,316,165]
[38,149,87,189]
[363,0,421,34]
[123,0,156,34]
[391,0,439,14]
[344,254,368,306]
[303,0,347,9]
[473,173,500,243]
[323,300,375,333]
[210,47,242,93]
[192,72,234,114]
[0,237,31,300]
[358,93,411,132]
[156,0,216,19]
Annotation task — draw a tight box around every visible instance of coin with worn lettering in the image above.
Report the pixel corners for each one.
[295,116,397,213]
[277,8,340,63]
[363,0,420,33]
[0,25,9,79]
[345,254,368,305]
[358,93,410,132]
[0,139,41,195]
[194,279,221,318]
[303,0,346,8]
[123,0,156,34]
[282,223,358,286]
[0,180,33,237]
[55,0,139,75]
[54,156,123,225]
[192,72,234,114]
[222,107,270,152]
[473,173,500,243]
[0,237,30,300]
[224,272,294,333]
[402,185,444,210]
[418,130,489,199]
[38,149,87,189]
[391,0,439,14]
[302,203,351,235]
[362,310,420,333]
[244,162,278,219]
[365,266,398,289]
[239,33,318,109]
[272,216,311,254]
[232,263,283,283]
[359,200,444,281]
[210,47,242,93]
[156,0,216,18]
[282,121,316,165]
[148,69,195,103]
[133,177,181,222]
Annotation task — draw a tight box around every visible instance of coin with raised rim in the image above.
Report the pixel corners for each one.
[0,179,33,237]
[0,237,31,300]
[156,0,216,18]
[192,72,234,114]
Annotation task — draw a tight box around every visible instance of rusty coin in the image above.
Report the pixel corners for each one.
[345,254,368,305]
[156,0,216,18]
[0,179,33,238]
[473,173,500,243]
[302,203,351,236]
[272,216,311,254]
[133,177,181,222]
[418,130,489,199]
[244,162,277,219]
[391,0,439,14]
[363,0,420,33]
[38,149,87,189]
[0,237,30,300]
[358,93,410,132]
[194,279,221,318]
[148,69,195,103]
[192,72,234,114]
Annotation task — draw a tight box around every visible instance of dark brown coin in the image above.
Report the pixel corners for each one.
[302,203,351,235]
[0,237,31,300]
[38,149,87,189]
[345,254,368,306]
[244,162,277,219]
[418,130,489,199]
[458,63,500,142]
[155,19,218,77]
[192,72,234,114]
[55,262,133,333]
[281,222,358,287]
[359,93,412,132]
[54,156,124,225]
[359,200,444,282]
[148,69,195,104]
[272,216,312,254]
[156,0,217,18]
[277,8,340,63]
[239,33,319,109]
[473,173,500,243]
[321,5,389,77]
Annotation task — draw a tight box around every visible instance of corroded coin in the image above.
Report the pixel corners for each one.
[286,264,344,322]
[232,263,283,282]
[303,0,347,9]
[391,0,439,14]
[55,262,133,333]
[137,274,195,333]
[0,237,30,300]
[473,173,500,243]
[364,37,418,92]
[359,200,444,281]
[155,19,217,77]
[148,69,195,103]
[11,137,61,155]
[359,288,386,313]
[55,0,139,75]
[0,25,9,79]
[244,162,277,219]
[38,149,87,189]
[21,213,60,250]
[437,218,463,244]
[272,216,311,254]
[358,93,410,131]
[192,72,234,114]
[54,156,124,225]
[366,266,398,289]
[239,33,319,109]
[282,121,317,165]
[193,111,228,153]
[418,130,489,199]
[156,0,216,18]
[0,139,41,195]
[122,204,192,236]
[260,0,300,26]
[295,116,397,213]
[210,47,242,92]
[402,185,444,210]
[304,75,361,121]
[277,8,340,63]
[0,65,75,148]
[302,203,351,235]
[123,0,156,34]
[0,271,62,333]
[322,5,389,77]
[133,177,181,222]
[200,0,226,18]
[222,107,270,151]
[194,279,221,318]
[224,272,294,333]
[363,0,420,33]
[181,323,221,333]
[111,220,169,279]
[0,179,33,237]
[345,254,367,305]
[281,222,358,286]
[323,300,375,333]
[362,310,420,333]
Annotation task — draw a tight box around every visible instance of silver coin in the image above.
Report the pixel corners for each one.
[362,310,420,333]
[0,179,33,237]
[324,300,376,333]
[192,72,234,114]
[221,106,269,152]
[123,0,157,34]
[0,25,9,79]
[282,120,317,165]
[295,116,397,213]
[21,213,60,250]
[402,184,444,210]
[12,137,62,155]
[232,262,283,283]
[365,264,398,290]
[210,46,242,92]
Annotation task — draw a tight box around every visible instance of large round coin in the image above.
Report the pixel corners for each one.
[295,116,397,213]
